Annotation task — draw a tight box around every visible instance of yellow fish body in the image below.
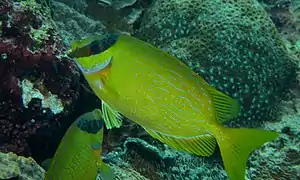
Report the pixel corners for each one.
[69,34,279,180]
[44,109,114,180]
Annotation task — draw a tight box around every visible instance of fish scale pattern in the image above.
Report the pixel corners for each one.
[136,0,297,126]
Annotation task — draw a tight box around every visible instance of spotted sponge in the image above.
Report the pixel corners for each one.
[136,0,297,126]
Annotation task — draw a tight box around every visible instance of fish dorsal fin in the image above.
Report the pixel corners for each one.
[41,158,52,170]
[205,85,241,123]
[143,127,216,156]
[102,101,122,129]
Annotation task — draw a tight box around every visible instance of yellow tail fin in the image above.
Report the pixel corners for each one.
[216,127,279,180]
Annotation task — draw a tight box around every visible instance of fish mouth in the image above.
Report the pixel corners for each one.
[74,56,112,74]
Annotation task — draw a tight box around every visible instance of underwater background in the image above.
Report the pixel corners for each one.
[0,0,299,179]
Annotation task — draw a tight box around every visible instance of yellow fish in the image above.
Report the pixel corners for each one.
[43,109,114,180]
[69,34,280,180]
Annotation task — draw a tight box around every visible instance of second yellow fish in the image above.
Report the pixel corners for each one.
[69,34,279,180]
[44,109,114,180]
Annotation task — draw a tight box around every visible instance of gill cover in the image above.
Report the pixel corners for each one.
[69,34,123,129]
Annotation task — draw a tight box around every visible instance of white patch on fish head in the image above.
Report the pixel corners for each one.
[94,80,104,90]
[74,56,112,75]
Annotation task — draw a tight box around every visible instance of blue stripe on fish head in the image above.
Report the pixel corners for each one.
[70,33,120,58]
[91,142,102,150]
[98,33,119,51]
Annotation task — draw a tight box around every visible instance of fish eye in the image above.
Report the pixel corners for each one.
[90,41,101,55]
[89,33,119,56]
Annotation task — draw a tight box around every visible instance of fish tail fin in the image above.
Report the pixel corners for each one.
[98,162,115,180]
[216,127,279,180]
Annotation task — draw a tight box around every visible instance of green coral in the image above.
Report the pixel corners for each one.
[49,1,106,43]
[247,96,300,180]
[286,40,300,62]
[16,0,56,51]
[29,24,51,46]
[103,113,300,180]
[104,137,228,180]
[18,0,52,20]
[136,0,298,127]
[23,0,52,45]
[0,152,45,180]
[108,163,149,180]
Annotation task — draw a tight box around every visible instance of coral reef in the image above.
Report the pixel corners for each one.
[97,0,137,9]
[102,118,149,154]
[103,98,300,180]
[259,0,300,43]
[0,0,299,180]
[135,0,298,127]
[246,92,300,180]
[0,151,147,180]
[0,151,45,180]
[286,40,300,61]
[0,0,80,155]
[104,137,227,180]
[259,0,300,65]
[2,115,299,180]
[109,163,148,180]
[45,1,300,179]
[50,0,149,43]
[50,0,107,44]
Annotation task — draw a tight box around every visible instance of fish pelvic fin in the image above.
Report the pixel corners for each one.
[97,162,115,180]
[215,127,279,180]
[144,127,217,156]
[102,101,122,129]
[205,83,240,124]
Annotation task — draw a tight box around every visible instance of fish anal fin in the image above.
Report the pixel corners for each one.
[205,85,240,123]
[144,128,216,157]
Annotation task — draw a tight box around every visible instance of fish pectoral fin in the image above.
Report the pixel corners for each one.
[41,158,52,170]
[102,101,122,129]
[205,85,241,123]
[143,128,217,157]
[97,162,115,180]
